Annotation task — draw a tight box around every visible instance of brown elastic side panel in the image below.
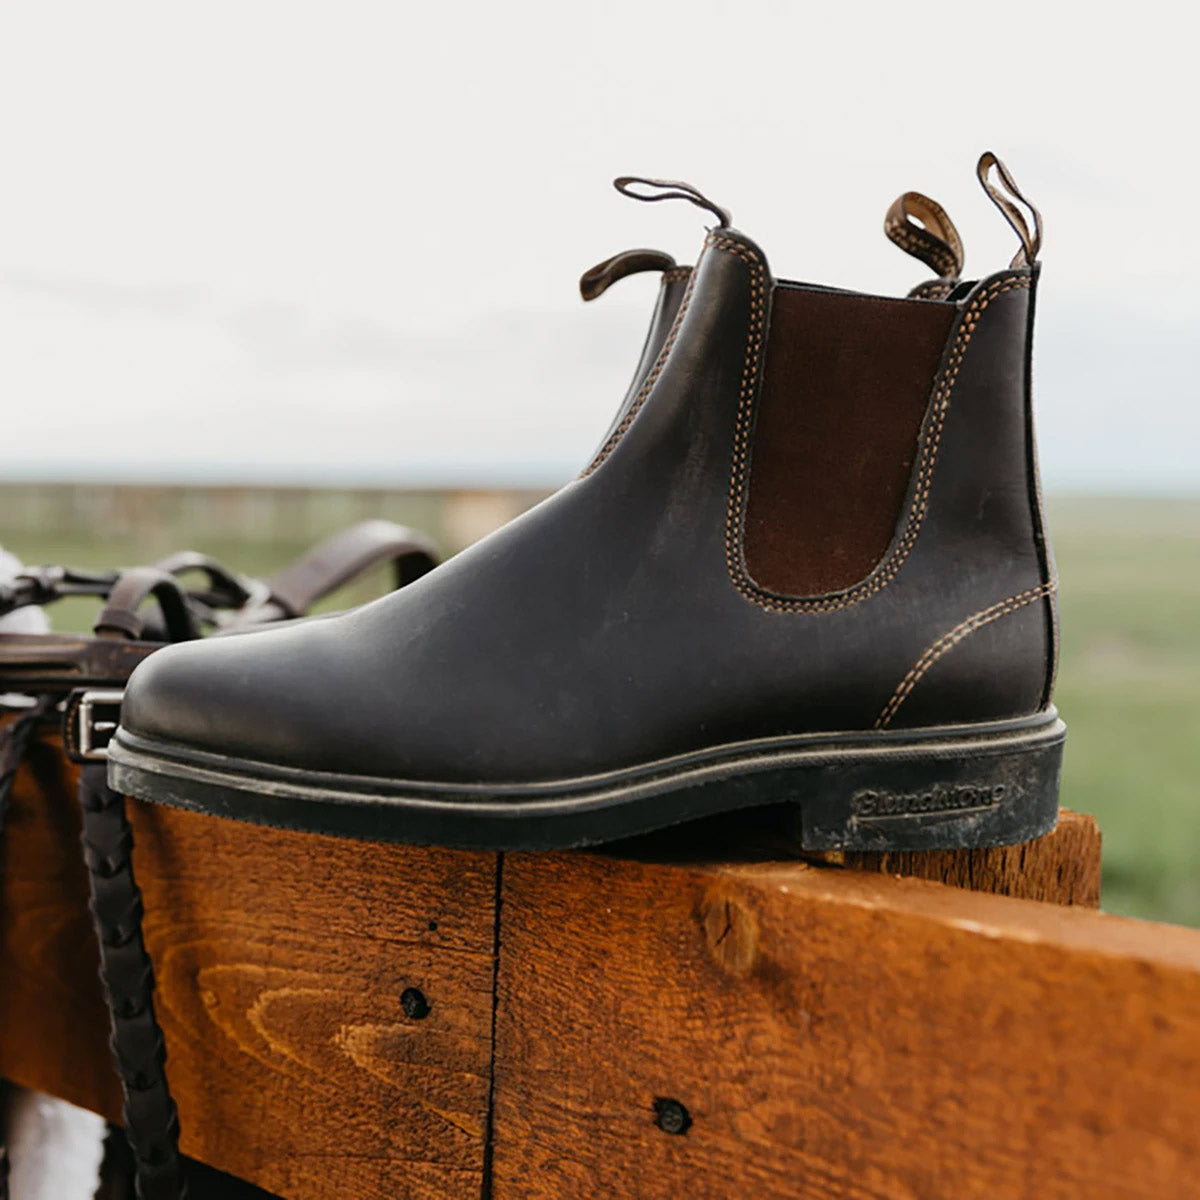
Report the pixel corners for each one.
[743,285,956,596]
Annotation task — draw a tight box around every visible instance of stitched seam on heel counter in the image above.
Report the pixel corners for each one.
[909,279,957,300]
[875,580,1057,729]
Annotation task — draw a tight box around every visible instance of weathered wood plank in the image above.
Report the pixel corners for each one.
[0,728,121,1122]
[804,807,1102,905]
[127,803,498,1200]
[0,721,499,1200]
[1,723,1171,1200]
[492,851,1200,1200]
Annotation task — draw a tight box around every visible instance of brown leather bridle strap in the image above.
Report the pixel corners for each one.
[0,634,158,694]
[0,698,55,867]
[0,566,120,617]
[235,519,438,625]
[0,699,57,1199]
[94,568,199,643]
[153,552,258,611]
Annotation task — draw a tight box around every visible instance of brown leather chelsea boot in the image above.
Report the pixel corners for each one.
[109,153,1064,853]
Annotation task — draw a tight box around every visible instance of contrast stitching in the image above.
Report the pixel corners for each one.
[908,279,956,301]
[661,266,693,284]
[715,247,1029,613]
[63,705,79,758]
[887,223,958,278]
[713,234,769,602]
[887,221,954,276]
[582,256,701,476]
[874,580,1057,729]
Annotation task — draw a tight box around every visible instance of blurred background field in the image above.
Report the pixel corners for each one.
[1,485,1196,927]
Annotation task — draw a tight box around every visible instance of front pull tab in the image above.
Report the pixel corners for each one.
[579,248,677,301]
[977,151,1043,267]
[885,191,965,282]
[613,176,731,229]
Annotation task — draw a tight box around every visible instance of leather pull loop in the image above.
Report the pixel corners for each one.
[613,177,731,229]
[884,191,965,282]
[977,151,1043,267]
[579,248,677,301]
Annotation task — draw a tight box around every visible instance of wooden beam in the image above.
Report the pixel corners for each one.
[804,807,1102,905]
[127,804,497,1200]
[0,732,120,1121]
[0,723,498,1200]
[5,724,1192,1200]
[492,851,1200,1200]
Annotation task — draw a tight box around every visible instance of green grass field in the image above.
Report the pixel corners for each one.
[1046,497,1200,926]
[3,493,1197,926]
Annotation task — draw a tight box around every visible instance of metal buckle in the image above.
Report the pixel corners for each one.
[75,689,124,760]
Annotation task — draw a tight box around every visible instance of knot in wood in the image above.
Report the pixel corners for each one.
[702,888,759,976]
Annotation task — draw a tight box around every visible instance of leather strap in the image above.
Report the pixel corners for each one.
[0,634,158,694]
[613,177,732,229]
[579,248,677,300]
[95,569,199,643]
[79,763,188,1200]
[0,699,53,874]
[977,151,1042,267]
[884,191,965,292]
[0,566,120,620]
[2,519,439,636]
[154,552,258,612]
[235,519,438,625]
[0,700,54,1197]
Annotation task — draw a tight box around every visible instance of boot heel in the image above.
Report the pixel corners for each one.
[798,727,1064,852]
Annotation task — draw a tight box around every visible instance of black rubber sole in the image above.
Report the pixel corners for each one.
[107,710,1066,853]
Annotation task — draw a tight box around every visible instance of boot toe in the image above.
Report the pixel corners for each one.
[119,625,331,768]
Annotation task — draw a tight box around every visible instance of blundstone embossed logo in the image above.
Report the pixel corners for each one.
[852,783,1009,820]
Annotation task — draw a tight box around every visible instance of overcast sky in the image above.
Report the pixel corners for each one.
[1,1,1196,491]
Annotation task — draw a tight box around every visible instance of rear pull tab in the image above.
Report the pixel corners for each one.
[613,177,731,229]
[977,151,1043,267]
[579,248,677,301]
[885,191,965,289]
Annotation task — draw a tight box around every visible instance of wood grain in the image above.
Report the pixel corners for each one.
[0,724,121,1121]
[0,719,500,1200]
[3,724,1189,1200]
[127,802,498,1200]
[804,807,1102,906]
[492,851,1200,1200]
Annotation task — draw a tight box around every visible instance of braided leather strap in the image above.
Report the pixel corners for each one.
[78,764,188,1200]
